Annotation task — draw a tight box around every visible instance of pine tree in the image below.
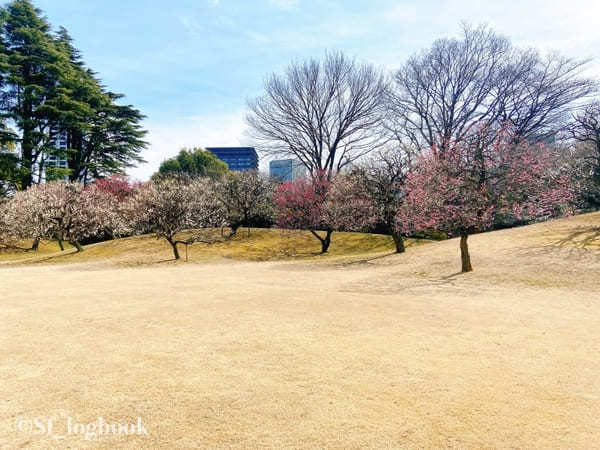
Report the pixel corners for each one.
[77,91,147,182]
[0,1,147,188]
[0,142,20,195]
[52,26,147,183]
[0,0,71,187]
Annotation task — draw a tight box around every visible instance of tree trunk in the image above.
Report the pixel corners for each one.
[70,241,84,253]
[21,114,34,188]
[167,237,180,260]
[228,223,240,238]
[31,237,40,251]
[56,237,64,251]
[321,230,332,253]
[244,213,251,237]
[310,229,333,253]
[391,230,405,253]
[460,233,473,273]
[594,138,600,185]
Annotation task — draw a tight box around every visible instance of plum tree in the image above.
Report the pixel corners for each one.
[398,127,574,272]
[274,173,375,253]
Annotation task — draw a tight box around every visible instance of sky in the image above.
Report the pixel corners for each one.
[32,0,600,180]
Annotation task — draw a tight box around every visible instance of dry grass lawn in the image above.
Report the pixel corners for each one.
[1,213,599,448]
[0,229,425,266]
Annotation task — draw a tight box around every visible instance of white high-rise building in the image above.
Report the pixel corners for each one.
[43,132,69,182]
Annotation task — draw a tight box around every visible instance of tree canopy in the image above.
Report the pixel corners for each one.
[0,0,147,190]
[155,147,228,179]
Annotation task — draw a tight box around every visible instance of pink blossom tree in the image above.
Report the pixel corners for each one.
[274,173,375,253]
[398,128,574,272]
[93,175,140,201]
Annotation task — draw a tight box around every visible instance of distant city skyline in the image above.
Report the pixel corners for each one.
[32,0,600,180]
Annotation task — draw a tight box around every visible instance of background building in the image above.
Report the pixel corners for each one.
[206,147,258,171]
[43,132,69,182]
[269,159,307,182]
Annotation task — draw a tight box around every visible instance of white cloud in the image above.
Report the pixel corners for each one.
[246,30,271,43]
[177,15,204,37]
[268,0,299,10]
[178,12,268,44]
[128,111,249,181]
[343,0,600,76]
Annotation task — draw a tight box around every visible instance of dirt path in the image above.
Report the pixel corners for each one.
[1,214,599,448]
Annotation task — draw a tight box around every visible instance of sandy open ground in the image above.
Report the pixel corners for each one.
[1,213,599,448]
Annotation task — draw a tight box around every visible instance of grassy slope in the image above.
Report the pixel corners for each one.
[0,228,428,267]
[2,212,598,268]
[0,240,74,262]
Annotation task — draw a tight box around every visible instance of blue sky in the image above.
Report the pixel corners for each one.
[33,0,600,179]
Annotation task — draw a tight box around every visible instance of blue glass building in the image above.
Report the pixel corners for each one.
[206,147,259,171]
[269,159,307,182]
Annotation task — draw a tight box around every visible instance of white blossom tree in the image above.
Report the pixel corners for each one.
[3,185,55,250]
[4,182,122,252]
[216,171,276,237]
[0,197,20,249]
[128,177,224,260]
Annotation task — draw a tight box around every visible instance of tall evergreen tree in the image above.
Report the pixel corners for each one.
[0,123,19,195]
[0,141,20,195]
[53,27,147,183]
[0,1,147,188]
[0,0,70,187]
[47,26,93,181]
[75,91,147,182]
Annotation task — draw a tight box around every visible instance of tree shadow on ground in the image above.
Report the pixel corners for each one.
[515,226,600,264]
[440,271,466,281]
[2,248,78,266]
[333,251,400,267]
[553,227,600,249]
[155,258,179,264]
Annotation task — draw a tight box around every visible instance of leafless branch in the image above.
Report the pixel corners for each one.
[387,23,598,151]
[247,51,389,178]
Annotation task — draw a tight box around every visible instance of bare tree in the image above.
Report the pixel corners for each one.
[388,23,597,151]
[502,53,597,139]
[566,102,600,205]
[569,102,600,174]
[247,51,389,178]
